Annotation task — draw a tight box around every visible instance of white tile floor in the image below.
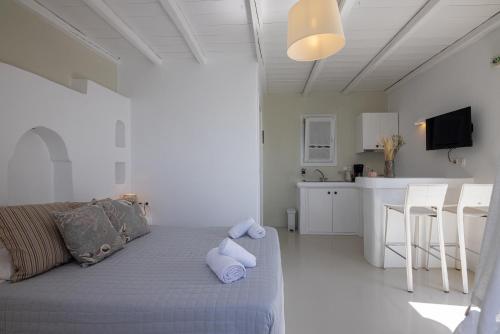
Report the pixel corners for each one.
[277,228,472,334]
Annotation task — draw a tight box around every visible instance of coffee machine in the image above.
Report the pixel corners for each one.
[353,164,364,178]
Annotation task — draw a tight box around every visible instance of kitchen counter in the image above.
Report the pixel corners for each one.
[358,177,473,267]
[297,177,475,267]
[298,177,472,190]
[355,177,474,189]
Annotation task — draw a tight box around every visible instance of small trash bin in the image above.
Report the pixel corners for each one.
[287,208,296,232]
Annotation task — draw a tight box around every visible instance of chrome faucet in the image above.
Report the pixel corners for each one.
[314,169,327,182]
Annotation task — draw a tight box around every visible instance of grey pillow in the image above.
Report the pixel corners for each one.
[93,199,150,242]
[53,205,124,266]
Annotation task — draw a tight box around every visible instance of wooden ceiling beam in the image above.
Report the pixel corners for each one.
[341,0,443,94]
[386,11,500,93]
[83,0,162,65]
[159,0,207,65]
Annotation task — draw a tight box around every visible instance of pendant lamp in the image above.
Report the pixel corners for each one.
[287,0,345,61]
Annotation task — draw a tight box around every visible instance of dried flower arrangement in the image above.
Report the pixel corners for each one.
[380,135,405,177]
[380,135,405,161]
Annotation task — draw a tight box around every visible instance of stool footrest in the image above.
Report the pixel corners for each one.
[428,243,480,256]
[385,243,442,261]
[386,245,407,260]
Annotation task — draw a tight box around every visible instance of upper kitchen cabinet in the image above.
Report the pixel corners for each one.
[356,113,398,152]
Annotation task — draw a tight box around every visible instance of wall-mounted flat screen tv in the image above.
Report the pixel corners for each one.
[426,107,473,150]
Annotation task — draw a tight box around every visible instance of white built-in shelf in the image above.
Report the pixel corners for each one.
[115,162,126,184]
[115,120,125,148]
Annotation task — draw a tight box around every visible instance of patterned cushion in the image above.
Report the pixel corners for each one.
[53,205,124,266]
[0,202,80,282]
[92,199,126,241]
[93,199,150,242]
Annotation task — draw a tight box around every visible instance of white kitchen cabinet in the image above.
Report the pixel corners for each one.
[379,113,399,141]
[356,113,398,152]
[298,184,360,235]
[357,113,379,151]
[306,188,333,233]
[332,188,359,234]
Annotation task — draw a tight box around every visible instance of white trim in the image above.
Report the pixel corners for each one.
[386,11,500,94]
[17,0,119,64]
[301,0,357,96]
[158,0,207,65]
[82,0,162,66]
[246,0,267,95]
[258,62,267,98]
[300,114,337,167]
[342,0,443,94]
[246,0,263,63]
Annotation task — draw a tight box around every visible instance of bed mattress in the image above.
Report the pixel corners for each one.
[0,226,284,334]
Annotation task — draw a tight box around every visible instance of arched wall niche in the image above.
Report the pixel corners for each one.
[115,120,125,148]
[7,127,74,205]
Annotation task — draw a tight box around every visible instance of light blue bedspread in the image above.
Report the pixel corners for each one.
[0,226,284,334]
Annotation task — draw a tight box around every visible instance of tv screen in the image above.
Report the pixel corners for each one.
[426,107,473,150]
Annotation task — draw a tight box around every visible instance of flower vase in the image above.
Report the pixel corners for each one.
[385,160,395,178]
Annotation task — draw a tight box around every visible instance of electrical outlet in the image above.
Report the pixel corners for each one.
[453,158,466,167]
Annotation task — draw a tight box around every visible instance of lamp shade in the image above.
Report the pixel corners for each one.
[287,0,345,61]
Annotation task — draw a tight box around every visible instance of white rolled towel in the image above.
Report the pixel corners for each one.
[206,248,246,284]
[218,238,256,268]
[248,223,266,239]
[228,218,256,239]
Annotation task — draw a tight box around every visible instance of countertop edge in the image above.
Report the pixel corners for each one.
[297,177,475,189]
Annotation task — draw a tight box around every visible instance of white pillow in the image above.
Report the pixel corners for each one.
[0,240,13,281]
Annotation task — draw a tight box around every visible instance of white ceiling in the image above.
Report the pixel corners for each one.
[35,0,254,62]
[311,0,429,93]
[22,0,500,94]
[357,0,500,91]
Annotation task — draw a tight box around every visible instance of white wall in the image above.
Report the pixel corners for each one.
[0,62,131,205]
[388,27,500,270]
[119,56,260,227]
[262,93,388,227]
[389,27,500,183]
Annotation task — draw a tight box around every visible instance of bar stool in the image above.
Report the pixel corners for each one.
[428,184,493,294]
[383,184,449,293]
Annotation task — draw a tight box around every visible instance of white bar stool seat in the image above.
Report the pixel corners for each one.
[383,184,449,293]
[386,205,437,216]
[443,206,489,217]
